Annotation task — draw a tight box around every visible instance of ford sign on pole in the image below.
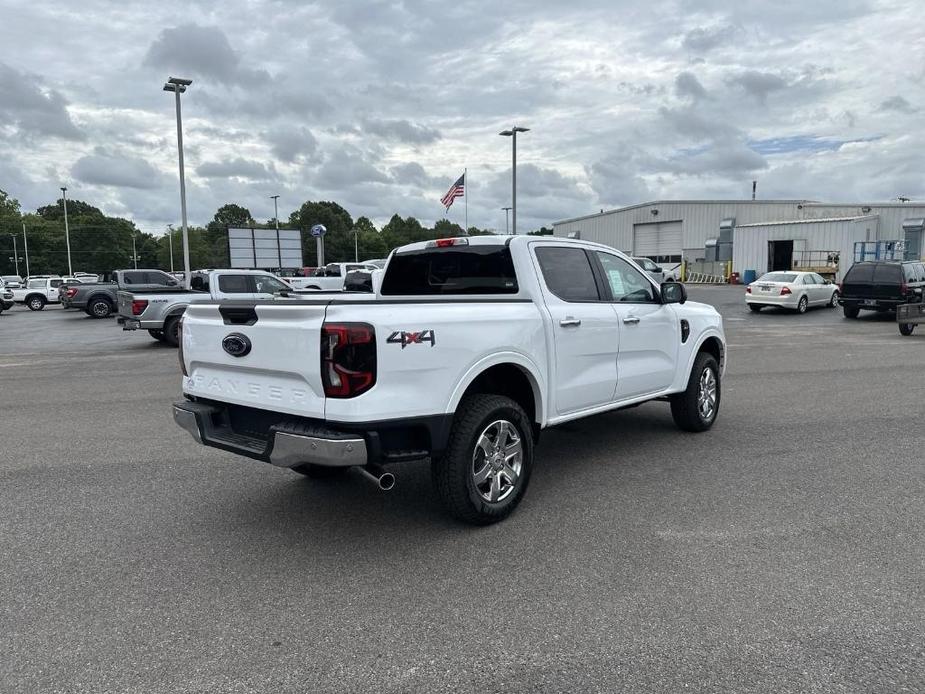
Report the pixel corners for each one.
[310,224,327,266]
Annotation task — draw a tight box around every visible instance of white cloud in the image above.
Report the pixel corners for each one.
[0,0,923,233]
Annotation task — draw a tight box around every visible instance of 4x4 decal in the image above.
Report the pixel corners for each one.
[387,330,436,348]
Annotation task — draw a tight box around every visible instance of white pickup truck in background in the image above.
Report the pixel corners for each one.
[173,236,725,524]
[289,262,382,290]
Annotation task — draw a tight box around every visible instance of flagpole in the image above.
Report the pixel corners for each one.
[464,168,468,233]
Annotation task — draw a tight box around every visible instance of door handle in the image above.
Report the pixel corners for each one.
[623,315,640,324]
[559,317,581,327]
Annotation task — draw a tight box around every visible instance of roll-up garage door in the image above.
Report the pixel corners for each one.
[633,221,682,262]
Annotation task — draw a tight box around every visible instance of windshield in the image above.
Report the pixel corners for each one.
[758,273,797,283]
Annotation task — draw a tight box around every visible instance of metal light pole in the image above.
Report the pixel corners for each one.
[131,234,139,269]
[164,77,193,288]
[10,235,20,276]
[22,222,30,277]
[270,194,282,268]
[167,228,174,272]
[499,126,529,234]
[502,206,512,235]
[61,186,73,274]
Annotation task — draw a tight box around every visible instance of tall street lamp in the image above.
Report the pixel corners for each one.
[164,76,193,288]
[22,222,30,277]
[499,126,529,234]
[270,194,282,268]
[60,186,73,274]
[501,206,512,235]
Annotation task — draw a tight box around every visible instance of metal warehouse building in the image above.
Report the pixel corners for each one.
[553,200,925,281]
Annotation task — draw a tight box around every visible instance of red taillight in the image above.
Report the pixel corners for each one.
[780,286,792,295]
[65,287,78,298]
[745,285,752,294]
[131,299,148,316]
[321,322,376,398]
[900,283,908,295]
[178,316,188,376]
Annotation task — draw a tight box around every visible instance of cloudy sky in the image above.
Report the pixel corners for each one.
[0,0,922,233]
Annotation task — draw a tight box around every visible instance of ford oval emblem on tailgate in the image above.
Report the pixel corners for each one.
[222,333,252,357]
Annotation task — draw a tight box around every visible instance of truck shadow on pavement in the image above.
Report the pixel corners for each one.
[207,404,685,537]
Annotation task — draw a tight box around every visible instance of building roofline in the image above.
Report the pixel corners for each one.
[553,200,816,225]
[736,215,880,228]
[553,199,923,226]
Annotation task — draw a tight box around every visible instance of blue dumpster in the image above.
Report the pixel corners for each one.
[743,269,757,285]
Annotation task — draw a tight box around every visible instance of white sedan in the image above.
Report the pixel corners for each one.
[746,271,839,313]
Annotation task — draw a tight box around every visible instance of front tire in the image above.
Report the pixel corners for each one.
[670,352,721,433]
[88,298,112,318]
[843,305,860,319]
[432,394,533,525]
[27,296,45,311]
[830,290,840,307]
[899,323,916,336]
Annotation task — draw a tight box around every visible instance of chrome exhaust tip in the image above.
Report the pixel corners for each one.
[356,464,395,491]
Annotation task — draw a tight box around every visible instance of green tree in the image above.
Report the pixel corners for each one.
[206,203,255,234]
[433,218,464,238]
[528,226,553,236]
[290,201,354,265]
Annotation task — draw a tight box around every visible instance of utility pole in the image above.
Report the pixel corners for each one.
[22,222,30,277]
[10,235,20,275]
[61,186,73,274]
[163,77,193,288]
[502,206,512,235]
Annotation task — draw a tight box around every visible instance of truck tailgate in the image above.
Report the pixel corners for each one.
[182,301,328,419]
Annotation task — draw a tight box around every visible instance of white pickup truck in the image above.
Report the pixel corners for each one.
[173,236,725,524]
[12,277,82,310]
[289,262,381,290]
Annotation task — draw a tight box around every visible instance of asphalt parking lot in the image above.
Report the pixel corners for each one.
[1,290,922,693]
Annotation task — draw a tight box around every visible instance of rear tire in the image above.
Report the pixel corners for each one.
[748,304,762,313]
[292,464,349,479]
[670,352,721,433]
[899,323,915,336]
[796,295,808,314]
[27,295,45,311]
[148,329,166,342]
[88,298,112,318]
[432,394,533,525]
[162,316,181,347]
[843,305,860,319]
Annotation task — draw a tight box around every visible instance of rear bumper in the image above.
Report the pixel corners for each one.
[746,293,799,308]
[173,400,367,468]
[118,316,161,330]
[839,297,906,310]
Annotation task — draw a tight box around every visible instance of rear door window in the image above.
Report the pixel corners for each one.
[902,264,917,283]
[218,275,253,294]
[845,264,874,283]
[535,247,600,302]
[872,264,902,284]
[145,272,172,285]
[382,245,519,295]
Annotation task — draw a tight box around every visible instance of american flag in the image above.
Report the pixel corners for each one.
[440,173,465,210]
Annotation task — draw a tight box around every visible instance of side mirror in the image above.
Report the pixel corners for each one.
[661,281,687,304]
[655,266,664,273]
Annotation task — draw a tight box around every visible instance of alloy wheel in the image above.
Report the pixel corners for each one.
[471,419,523,503]
[697,367,717,421]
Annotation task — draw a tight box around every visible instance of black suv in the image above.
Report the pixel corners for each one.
[839,260,925,318]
